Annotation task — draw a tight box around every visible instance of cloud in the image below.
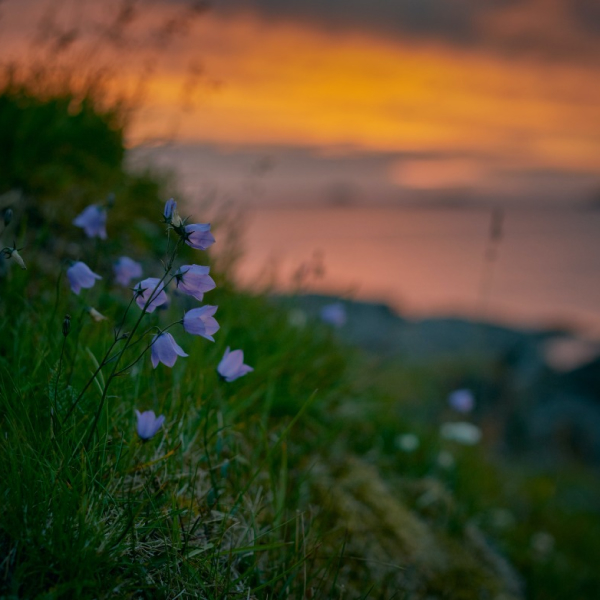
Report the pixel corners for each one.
[211,0,600,65]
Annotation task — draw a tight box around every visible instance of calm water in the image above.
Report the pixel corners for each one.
[232,205,600,336]
[131,146,600,336]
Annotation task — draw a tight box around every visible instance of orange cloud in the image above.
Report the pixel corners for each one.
[4,2,598,175]
[126,11,600,174]
[390,159,485,190]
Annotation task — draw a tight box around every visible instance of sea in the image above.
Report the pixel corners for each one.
[129,145,600,341]
[234,205,600,337]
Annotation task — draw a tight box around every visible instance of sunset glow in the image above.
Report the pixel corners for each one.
[2,1,599,198]
[126,11,600,178]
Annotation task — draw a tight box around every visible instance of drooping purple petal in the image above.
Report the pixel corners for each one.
[66,261,102,295]
[184,223,215,250]
[448,389,475,413]
[114,256,142,286]
[320,303,346,327]
[183,306,219,341]
[73,204,107,239]
[135,409,165,440]
[175,264,216,301]
[217,346,253,382]
[134,277,168,313]
[150,332,188,368]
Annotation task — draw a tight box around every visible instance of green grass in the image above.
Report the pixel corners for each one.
[1,85,600,599]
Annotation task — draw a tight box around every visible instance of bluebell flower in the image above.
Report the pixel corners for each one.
[183,306,219,341]
[217,347,253,382]
[320,302,346,327]
[133,277,168,312]
[135,409,165,440]
[151,332,188,368]
[67,261,102,295]
[448,389,475,413]
[184,223,215,250]
[175,264,216,301]
[73,204,107,239]
[114,256,142,286]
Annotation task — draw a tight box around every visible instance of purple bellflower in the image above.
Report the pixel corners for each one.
[135,409,165,441]
[448,389,475,413]
[151,332,188,368]
[134,277,168,313]
[175,265,216,301]
[183,223,215,250]
[73,204,107,239]
[67,261,102,295]
[114,256,142,286]
[183,306,219,341]
[320,302,347,327]
[217,347,253,382]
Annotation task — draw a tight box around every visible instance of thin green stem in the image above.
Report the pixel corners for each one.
[80,241,182,453]
[61,336,120,424]
[114,293,136,341]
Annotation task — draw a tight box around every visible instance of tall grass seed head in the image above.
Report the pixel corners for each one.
[73,204,108,240]
[135,409,165,441]
[151,332,188,368]
[175,264,216,301]
[217,347,253,382]
[66,261,101,294]
[183,305,219,341]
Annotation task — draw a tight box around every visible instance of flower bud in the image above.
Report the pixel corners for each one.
[1,246,26,270]
[3,208,13,227]
[10,248,26,270]
[62,314,71,337]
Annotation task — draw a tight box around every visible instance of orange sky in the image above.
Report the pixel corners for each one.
[130,10,600,185]
[3,1,600,195]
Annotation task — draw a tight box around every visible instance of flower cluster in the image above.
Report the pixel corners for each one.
[64,197,254,443]
[127,199,222,370]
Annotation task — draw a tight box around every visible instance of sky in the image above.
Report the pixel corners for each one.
[2,0,600,206]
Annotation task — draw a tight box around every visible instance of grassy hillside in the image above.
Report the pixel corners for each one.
[1,85,599,599]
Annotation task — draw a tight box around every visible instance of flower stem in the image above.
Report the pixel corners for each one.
[80,242,182,453]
